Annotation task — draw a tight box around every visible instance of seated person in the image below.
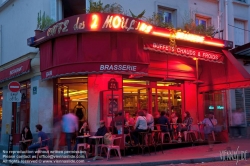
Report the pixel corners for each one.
[89,120,108,154]
[202,112,222,140]
[110,110,129,134]
[180,111,193,132]
[20,126,33,151]
[170,112,182,140]
[157,111,171,132]
[130,110,148,145]
[28,124,48,157]
[74,121,90,151]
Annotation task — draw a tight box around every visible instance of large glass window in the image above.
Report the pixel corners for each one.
[123,79,182,118]
[14,80,30,134]
[203,91,227,128]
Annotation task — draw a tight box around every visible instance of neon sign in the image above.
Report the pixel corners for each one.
[144,42,224,63]
[175,32,204,43]
[29,13,231,48]
[101,15,152,33]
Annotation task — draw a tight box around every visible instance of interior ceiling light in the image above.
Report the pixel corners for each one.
[60,77,88,79]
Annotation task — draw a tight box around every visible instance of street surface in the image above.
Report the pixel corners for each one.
[159,160,250,166]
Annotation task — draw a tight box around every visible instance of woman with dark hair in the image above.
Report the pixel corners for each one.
[20,126,33,151]
[130,110,147,145]
[182,111,193,131]
[73,121,90,151]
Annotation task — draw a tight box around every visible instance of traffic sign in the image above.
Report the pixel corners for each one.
[8,81,21,92]
[7,92,21,102]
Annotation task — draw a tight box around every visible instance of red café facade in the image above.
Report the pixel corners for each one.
[28,13,250,142]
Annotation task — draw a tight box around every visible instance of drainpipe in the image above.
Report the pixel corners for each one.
[0,25,1,65]
[225,0,229,40]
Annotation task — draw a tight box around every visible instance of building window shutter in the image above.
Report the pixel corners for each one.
[244,88,250,126]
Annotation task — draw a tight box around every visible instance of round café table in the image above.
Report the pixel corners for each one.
[89,136,104,160]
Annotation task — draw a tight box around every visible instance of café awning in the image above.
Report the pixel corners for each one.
[0,59,31,83]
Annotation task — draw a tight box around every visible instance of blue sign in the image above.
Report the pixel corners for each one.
[33,86,37,95]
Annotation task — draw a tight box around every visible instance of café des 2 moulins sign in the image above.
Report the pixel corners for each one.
[108,78,118,90]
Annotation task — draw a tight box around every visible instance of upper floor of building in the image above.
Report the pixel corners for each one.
[0,0,249,66]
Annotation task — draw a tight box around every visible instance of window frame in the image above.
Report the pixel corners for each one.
[157,6,177,27]
[195,14,211,28]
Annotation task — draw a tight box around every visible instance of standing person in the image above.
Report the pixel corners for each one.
[143,109,154,131]
[62,109,79,151]
[20,126,33,151]
[232,108,245,138]
[131,110,148,145]
[53,113,62,150]
[202,112,221,140]
[28,124,48,157]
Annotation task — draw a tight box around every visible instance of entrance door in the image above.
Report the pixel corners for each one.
[56,84,69,115]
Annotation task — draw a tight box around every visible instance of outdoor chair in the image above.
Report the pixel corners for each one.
[151,130,163,154]
[77,143,90,158]
[100,136,122,160]
[184,125,198,142]
[155,124,172,143]
[37,138,50,158]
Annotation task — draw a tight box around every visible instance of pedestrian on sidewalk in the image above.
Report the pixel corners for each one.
[202,112,221,140]
[62,109,79,151]
[232,108,245,138]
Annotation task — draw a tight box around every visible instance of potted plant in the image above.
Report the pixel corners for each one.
[35,10,55,35]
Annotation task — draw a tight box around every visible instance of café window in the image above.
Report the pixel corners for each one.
[158,6,177,27]
[61,0,86,18]
[13,80,30,134]
[203,91,227,128]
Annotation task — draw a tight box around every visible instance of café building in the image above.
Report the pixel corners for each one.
[26,13,250,141]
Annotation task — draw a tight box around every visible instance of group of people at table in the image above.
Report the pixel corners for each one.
[19,109,221,158]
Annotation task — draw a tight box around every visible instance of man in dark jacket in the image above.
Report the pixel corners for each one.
[89,120,108,154]
[158,111,171,132]
[95,120,108,136]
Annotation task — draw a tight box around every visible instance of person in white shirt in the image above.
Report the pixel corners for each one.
[202,112,221,140]
[130,110,148,145]
[232,108,245,138]
[143,109,154,131]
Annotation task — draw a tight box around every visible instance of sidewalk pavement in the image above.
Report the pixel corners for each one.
[0,138,249,166]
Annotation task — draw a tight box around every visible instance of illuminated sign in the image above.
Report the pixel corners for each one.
[144,42,224,63]
[209,106,214,110]
[217,106,224,110]
[175,32,204,43]
[100,64,137,71]
[29,13,231,48]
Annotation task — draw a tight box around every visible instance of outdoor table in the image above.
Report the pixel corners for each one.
[19,139,33,143]
[89,136,104,160]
